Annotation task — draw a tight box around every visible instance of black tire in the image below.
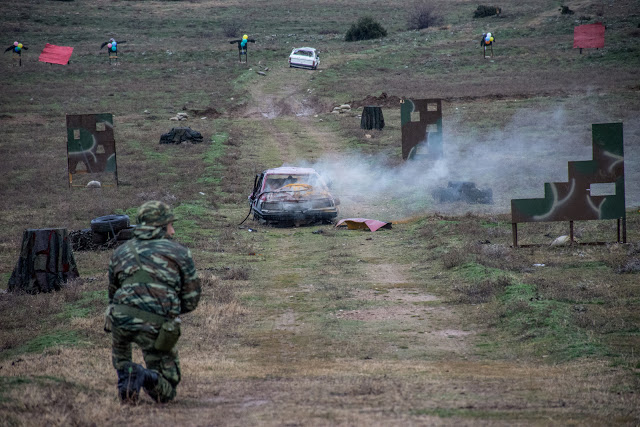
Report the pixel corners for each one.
[91,214,130,234]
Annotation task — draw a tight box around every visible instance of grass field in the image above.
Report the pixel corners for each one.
[1,0,640,425]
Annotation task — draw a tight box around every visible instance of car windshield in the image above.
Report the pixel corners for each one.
[294,50,313,57]
[264,173,324,191]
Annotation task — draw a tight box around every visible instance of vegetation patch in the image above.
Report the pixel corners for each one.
[56,290,106,320]
[473,5,502,18]
[407,1,444,30]
[453,262,509,282]
[497,282,605,360]
[345,17,387,42]
[452,275,512,304]
[7,331,86,358]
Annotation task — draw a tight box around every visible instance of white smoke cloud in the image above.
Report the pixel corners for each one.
[290,104,639,220]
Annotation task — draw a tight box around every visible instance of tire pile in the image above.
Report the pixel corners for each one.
[70,214,135,251]
[69,228,119,251]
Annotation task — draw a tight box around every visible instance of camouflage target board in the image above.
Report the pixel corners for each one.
[400,98,443,160]
[511,122,625,245]
[66,113,118,186]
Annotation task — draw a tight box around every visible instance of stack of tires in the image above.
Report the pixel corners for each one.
[90,214,134,244]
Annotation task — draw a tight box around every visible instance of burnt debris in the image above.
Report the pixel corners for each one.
[432,181,493,204]
[159,127,204,144]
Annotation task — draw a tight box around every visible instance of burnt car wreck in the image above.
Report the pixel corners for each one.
[248,167,339,225]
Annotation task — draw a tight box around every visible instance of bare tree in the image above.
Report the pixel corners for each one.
[407,1,443,30]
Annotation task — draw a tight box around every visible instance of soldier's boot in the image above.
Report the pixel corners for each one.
[142,368,173,403]
[142,369,158,394]
[117,362,146,403]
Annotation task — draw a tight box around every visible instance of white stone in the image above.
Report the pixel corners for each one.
[550,235,572,246]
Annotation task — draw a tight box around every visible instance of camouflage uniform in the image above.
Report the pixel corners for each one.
[108,201,201,403]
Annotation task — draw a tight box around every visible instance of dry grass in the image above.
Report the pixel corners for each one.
[441,249,468,269]
[441,240,528,272]
[451,276,513,304]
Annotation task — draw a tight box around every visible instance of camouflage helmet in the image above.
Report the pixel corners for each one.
[137,201,175,227]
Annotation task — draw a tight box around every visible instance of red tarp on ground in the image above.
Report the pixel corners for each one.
[573,23,605,49]
[336,218,392,232]
[39,43,74,65]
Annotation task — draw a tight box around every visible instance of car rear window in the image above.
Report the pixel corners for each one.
[294,50,313,57]
[264,173,323,190]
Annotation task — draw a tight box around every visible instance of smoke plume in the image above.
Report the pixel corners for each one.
[297,105,639,220]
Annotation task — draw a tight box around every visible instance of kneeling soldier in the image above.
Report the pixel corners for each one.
[106,201,201,403]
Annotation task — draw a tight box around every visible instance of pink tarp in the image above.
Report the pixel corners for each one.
[39,43,74,65]
[336,218,392,232]
[573,23,605,49]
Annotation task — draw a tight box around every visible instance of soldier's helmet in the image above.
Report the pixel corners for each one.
[137,201,175,227]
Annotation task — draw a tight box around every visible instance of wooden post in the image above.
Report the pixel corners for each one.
[569,221,574,245]
[512,223,518,248]
[618,218,621,243]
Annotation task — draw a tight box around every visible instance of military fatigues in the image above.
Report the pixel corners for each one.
[108,203,200,403]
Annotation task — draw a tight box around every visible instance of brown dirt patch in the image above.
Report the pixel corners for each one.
[351,287,440,303]
[242,94,325,119]
[274,308,297,331]
[349,92,402,109]
[433,329,473,337]
[185,106,222,118]
[335,305,437,321]
[364,263,412,285]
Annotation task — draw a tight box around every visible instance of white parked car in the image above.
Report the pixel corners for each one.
[288,47,319,70]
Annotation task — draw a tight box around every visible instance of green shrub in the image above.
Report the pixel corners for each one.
[559,5,574,15]
[473,5,502,18]
[345,17,387,42]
